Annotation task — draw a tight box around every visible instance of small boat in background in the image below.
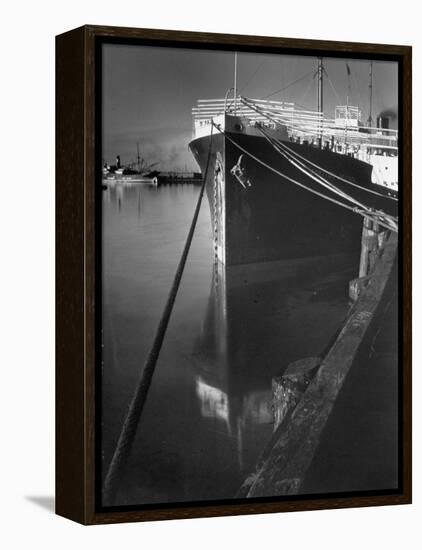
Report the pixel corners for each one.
[103,143,160,184]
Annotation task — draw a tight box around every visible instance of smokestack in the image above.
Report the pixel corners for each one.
[377,108,397,130]
[377,116,389,130]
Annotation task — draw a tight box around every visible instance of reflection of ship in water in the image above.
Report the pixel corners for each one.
[193,254,355,472]
[196,375,272,471]
[193,263,273,471]
[102,180,143,215]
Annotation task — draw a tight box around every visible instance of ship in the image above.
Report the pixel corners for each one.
[103,143,160,184]
[103,145,202,186]
[189,58,398,266]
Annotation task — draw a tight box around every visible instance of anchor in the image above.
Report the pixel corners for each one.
[231,154,252,189]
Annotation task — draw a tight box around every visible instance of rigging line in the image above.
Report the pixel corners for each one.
[241,97,323,131]
[298,72,317,112]
[294,101,315,111]
[239,60,266,95]
[239,96,398,202]
[103,124,215,503]
[242,94,322,123]
[324,70,342,105]
[261,70,315,100]
[211,121,396,232]
[226,57,265,112]
[351,69,364,115]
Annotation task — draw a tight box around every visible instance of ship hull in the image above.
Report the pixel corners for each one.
[189,130,397,265]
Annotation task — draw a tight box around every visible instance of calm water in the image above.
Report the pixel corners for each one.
[101,182,357,507]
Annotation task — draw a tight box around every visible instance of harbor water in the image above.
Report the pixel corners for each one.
[101,181,359,507]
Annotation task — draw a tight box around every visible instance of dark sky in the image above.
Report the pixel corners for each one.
[102,44,398,171]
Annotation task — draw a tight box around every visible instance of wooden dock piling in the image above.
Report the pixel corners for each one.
[350,216,386,302]
[359,215,380,278]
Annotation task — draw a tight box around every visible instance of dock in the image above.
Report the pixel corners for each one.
[102,171,203,187]
[238,227,398,497]
[153,171,203,185]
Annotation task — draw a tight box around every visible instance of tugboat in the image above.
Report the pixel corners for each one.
[189,57,398,266]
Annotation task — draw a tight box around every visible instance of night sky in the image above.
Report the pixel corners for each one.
[102,44,398,171]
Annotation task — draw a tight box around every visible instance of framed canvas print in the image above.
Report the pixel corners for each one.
[56,25,411,524]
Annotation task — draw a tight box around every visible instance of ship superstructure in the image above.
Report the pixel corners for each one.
[192,96,398,192]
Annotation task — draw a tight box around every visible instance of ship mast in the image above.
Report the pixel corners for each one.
[345,63,352,151]
[136,142,141,172]
[367,61,373,127]
[317,57,324,113]
[234,52,238,114]
[317,57,324,147]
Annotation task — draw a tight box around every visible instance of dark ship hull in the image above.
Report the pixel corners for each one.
[189,128,396,266]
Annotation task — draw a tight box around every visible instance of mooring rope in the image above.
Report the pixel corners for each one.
[256,125,398,231]
[211,121,397,233]
[257,124,396,222]
[275,135,398,202]
[103,124,215,503]
[240,96,398,202]
[259,127,369,207]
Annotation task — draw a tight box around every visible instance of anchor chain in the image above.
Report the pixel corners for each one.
[213,153,224,283]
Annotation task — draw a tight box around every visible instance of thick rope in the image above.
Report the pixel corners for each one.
[259,127,370,208]
[240,96,398,202]
[275,135,398,202]
[103,125,215,503]
[256,126,398,231]
[257,125,397,223]
[212,121,397,233]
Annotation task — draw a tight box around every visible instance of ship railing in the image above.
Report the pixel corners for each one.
[192,109,323,127]
[192,97,398,150]
[192,97,323,126]
[323,119,398,137]
[300,128,398,143]
[193,118,398,150]
[243,99,398,150]
[239,97,398,143]
[291,132,398,150]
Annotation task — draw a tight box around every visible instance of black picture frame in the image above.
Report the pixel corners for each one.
[56,25,412,525]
